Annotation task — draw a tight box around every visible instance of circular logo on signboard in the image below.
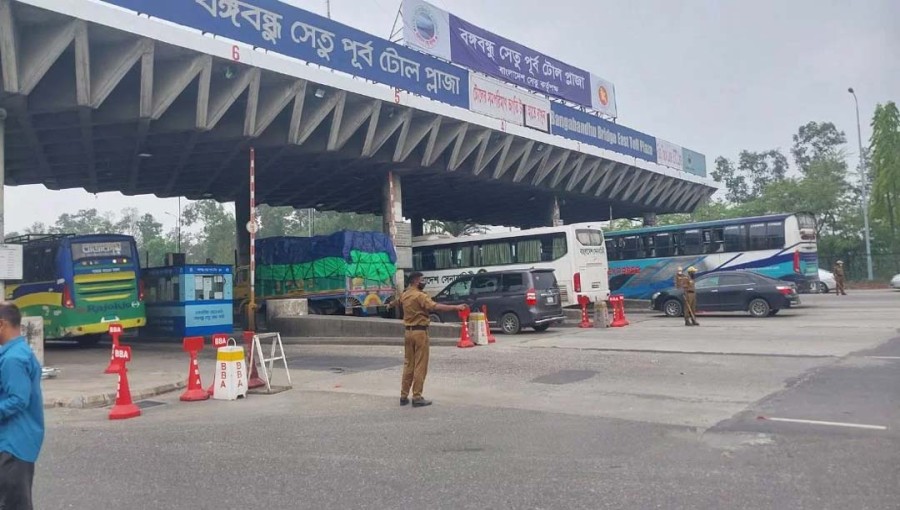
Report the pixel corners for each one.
[597,86,609,107]
[412,6,440,49]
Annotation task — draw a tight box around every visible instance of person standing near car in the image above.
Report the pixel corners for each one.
[398,272,466,408]
[674,267,686,290]
[833,261,847,296]
[0,302,45,510]
[683,267,700,326]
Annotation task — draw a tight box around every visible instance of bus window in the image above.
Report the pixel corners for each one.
[622,236,643,259]
[654,233,674,257]
[642,235,655,258]
[683,229,702,255]
[766,222,785,249]
[23,246,58,282]
[724,225,747,252]
[481,242,512,265]
[416,248,436,270]
[547,234,567,261]
[516,239,542,263]
[434,248,453,269]
[605,238,620,261]
[748,223,767,251]
[576,230,603,246]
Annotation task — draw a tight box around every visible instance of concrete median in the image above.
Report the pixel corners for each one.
[269,315,461,345]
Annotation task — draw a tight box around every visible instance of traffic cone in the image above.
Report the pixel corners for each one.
[481,305,497,344]
[109,346,140,420]
[180,337,209,402]
[457,307,475,349]
[610,295,630,328]
[103,323,124,374]
[243,330,266,389]
[578,295,593,328]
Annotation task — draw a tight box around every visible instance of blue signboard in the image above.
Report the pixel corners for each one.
[143,264,233,337]
[550,103,657,163]
[98,0,469,108]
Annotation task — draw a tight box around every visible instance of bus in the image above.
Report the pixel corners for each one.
[4,234,146,344]
[604,213,819,299]
[412,223,609,307]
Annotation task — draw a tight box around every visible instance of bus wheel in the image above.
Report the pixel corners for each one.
[663,299,683,317]
[500,313,521,335]
[76,334,103,347]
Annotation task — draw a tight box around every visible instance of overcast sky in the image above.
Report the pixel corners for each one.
[5,0,898,233]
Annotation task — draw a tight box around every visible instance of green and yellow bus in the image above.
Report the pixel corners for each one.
[5,234,146,345]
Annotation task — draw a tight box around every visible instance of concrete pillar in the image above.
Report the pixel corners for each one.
[382,172,411,296]
[411,216,424,237]
[642,212,658,227]
[545,195,563,227]
[235,196,250,266]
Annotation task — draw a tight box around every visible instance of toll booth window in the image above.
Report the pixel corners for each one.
[748,223,767,251]
[724,225,747,252]
[766,222,785,249]
[682,229,702,255]
[501,273,526,292]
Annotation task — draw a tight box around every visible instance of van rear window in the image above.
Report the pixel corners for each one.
[532,272,558,290]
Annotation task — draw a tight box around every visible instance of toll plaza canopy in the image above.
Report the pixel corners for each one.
[0,0,717,228]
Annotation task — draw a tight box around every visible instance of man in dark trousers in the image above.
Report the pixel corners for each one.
[683,267,700,326]
[399,272,465,407]
[0,302,45,510]
[833,260,847,296]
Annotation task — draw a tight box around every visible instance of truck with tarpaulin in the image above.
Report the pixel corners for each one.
[234,231,398,322]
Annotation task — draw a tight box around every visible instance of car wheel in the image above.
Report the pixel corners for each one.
[429,313,442,324]
[663,299,683,317]
[748,298,771,318]
[768,309,780,316]
[817,281,829,294]
[500,312,521,335]
[533,324,551,333]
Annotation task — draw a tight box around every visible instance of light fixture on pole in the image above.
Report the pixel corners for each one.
[848,87,874,281]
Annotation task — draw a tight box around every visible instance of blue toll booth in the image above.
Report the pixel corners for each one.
[143,265,233,337]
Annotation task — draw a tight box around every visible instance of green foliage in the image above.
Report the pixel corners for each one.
[869,102,900,247]
[424,221,488,237]
[257,205,383,238]
[791,121,847,172]
[711,150,788,203]
[182,200,236,265]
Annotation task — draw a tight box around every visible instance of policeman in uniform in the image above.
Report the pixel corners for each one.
[833,260,847,296]
[674,267,686,290]
[683,267,700,326]
[398,272,465,407]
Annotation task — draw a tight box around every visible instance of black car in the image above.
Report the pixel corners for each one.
[650,271,800,318]
[431,269,566,334]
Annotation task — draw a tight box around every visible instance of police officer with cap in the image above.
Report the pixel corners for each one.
[398,272,466,407]
[683,267,700,326]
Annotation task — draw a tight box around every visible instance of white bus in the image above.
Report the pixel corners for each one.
[411,223,610,307]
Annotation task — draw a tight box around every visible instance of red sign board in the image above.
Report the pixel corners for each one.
[112,345,132,362]
[212,334,229,349]
[108,323,123,336]
[182,336,205,353]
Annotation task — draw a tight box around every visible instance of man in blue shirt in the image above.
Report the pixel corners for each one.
[0,302,44,510]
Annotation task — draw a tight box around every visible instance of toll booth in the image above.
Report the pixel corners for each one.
[143,265,233,337]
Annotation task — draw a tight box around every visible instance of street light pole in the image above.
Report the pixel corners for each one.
[848,88,874,281]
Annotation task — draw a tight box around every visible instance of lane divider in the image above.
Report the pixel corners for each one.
[757,415,887,431]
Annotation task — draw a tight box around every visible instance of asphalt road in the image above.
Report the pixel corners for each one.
[35,291,900,509]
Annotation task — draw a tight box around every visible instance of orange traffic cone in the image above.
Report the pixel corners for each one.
[610,295,630,328]
[108,345,141,420]
[457,307,475,349]
[243,330,266,389]
[481,305,497,344]
[180,336,209,402]
[578,295,594,328]
[103,323,124,374]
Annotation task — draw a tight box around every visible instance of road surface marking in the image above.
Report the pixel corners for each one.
[757,416,887,431]
[865,356,900,360]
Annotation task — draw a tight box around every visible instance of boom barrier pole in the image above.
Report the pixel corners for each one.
[248,147,257,331]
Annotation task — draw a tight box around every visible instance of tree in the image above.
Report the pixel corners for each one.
[51,209,115,234]
[869,102,900,251]
[424,221,487,237]
[711,150,788,203]
[792,121,847,172]
[182,200,236,264]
